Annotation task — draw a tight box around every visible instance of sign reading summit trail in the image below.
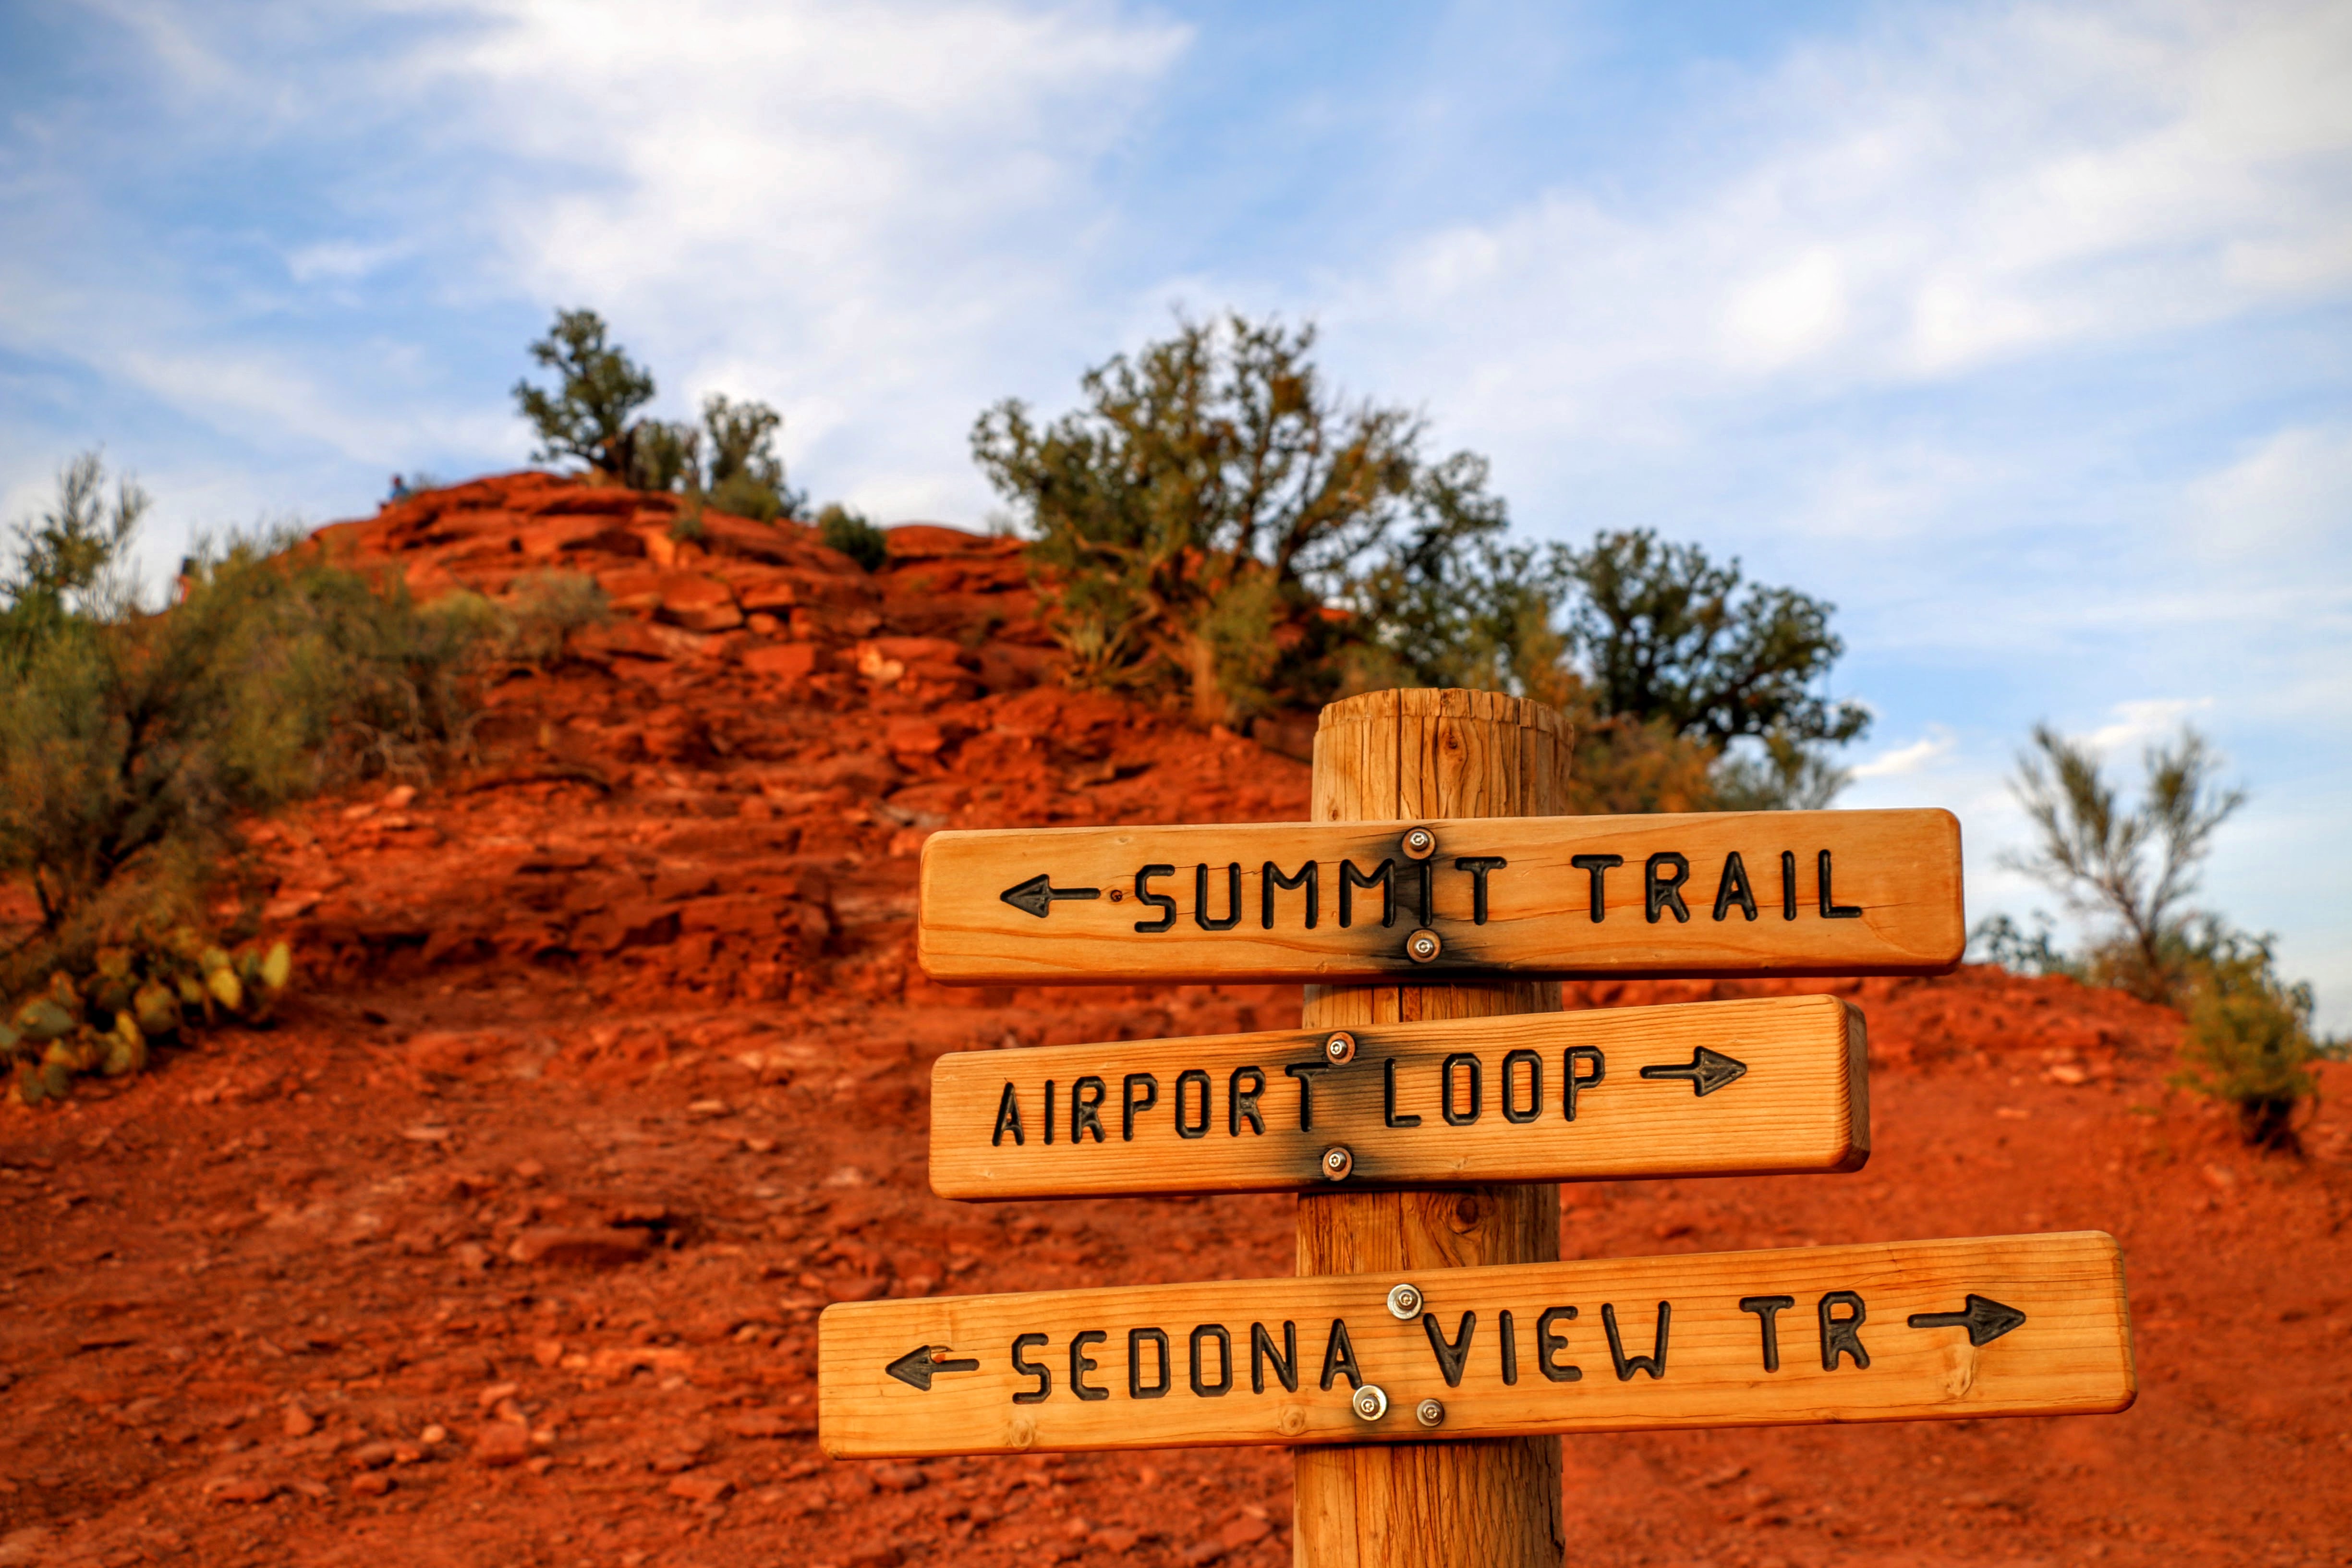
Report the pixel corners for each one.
[930,995,1867,1199]
[917,808,1962,985]
[817,1232,2134,1459]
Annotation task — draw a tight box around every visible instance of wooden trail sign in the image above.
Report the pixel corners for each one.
[817,1231,2134,1459]
[916,808,1963,985]
[929,994,1868,1199]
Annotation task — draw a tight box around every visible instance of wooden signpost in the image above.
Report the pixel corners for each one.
[819,689,2134,1568]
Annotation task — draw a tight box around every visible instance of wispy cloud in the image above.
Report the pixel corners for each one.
[1852,726,1959,780]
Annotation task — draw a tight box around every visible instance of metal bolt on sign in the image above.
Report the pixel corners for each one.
[1401,826,1437,860]
[1415,1398,1446,1429]
[1321,1146,1354,1181]
[1406,929,1442,963]
[1323,1031,1357,1064]
[1352,1385,1390,1422]
[1386,1283,1423,1319]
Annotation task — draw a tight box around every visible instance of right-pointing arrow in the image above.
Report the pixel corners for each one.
[885,1344,981,1392]
[1638,1046,1749,1097]
[1907,1294,2028,1347]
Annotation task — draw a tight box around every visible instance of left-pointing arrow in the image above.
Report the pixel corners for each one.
[886,1345,981,1392]
[1638,1046,1750,1097]
[999,874,1103,919]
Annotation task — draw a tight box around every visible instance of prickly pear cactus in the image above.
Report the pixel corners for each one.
[5,929,300,1110]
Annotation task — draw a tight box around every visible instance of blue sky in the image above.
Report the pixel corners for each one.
[4,0,2348,1024]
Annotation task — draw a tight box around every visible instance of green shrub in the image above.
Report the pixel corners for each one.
[2170,925,2318,1150]
[2002,724,2245,1005]
[817,503,887,573]
[974,313,1457,726]
[513,308,656,477]
[502,570,608,664]
[1,455,489,1095]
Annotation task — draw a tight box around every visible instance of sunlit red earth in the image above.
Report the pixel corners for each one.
[2,474,2346,1567]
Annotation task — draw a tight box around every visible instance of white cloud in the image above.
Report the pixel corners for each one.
[1851,725,1959,780]
[2081,696,2214,754]
[1317,0,2352,478]
[2184,421,2352,555]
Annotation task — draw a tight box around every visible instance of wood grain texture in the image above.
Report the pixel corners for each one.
[813,1232,2138,1459]
[1296,689,1567,1568]
[927,994,1868,1199]
[914,810,1964,986]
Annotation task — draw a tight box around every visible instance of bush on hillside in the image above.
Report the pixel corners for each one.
[513,311,807,522]
[2170,924,2319,1152]
[500,569,609,665]
[817,504,887,573]
[978,313,1868,802]
[514,309,657,478]
[973,312,1502,727]
[2002,723,2245,1006]
[1356,523,1865,809]
[0,454,488,1104]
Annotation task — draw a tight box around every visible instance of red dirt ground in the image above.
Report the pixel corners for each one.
[3,474,2348,1568]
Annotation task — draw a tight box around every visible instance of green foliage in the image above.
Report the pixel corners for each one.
[2002,724,2245,1005]
[701,394,801,522]
[0,454,485,1023]
[1965,912,2082,979]
[500,570,609,665]
[975,312,1467,726]
[513,309,656,476]
[978,314,1867,791]
[817,503,888,573]
[512,312,804,522]
[2170,923,2318,1151]
[1564,531,1867,749]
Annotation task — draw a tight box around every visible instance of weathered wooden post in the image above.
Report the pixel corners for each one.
[1293,688,1568,1567]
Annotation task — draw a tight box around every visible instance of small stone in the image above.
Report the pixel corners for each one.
[869,1462,927,1493]
[209,1478,279,1505]
[476,1382,521,1411]
[421,1424,448,1445]
[508,1226,652,1267]
[351,1472,394,1497]
[349,1441,399,1470]
[532,1338,564,1368]
[449,1242,492,1272]
[288,1478,330,1501]
[1091,1527,1141,1554]
[281,1404,316,1438]
[1220,1515,1272,1548]
[472,1423,532,1468]
[667,1473,734,1505]
[826,1275,891,1303]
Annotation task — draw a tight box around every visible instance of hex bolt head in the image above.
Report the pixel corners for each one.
[1406,928,1442,963]
[1351,1385,1389,1422]
[1401,827,1437,860]
[1320,1145,1353,1181]
[1415,1398,1446,1428]
[1385,1282,1423,1320]
[1323,1031,1357,1065]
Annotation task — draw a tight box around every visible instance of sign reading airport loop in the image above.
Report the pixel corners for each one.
[918,808,1965,985]
[927,995,1868,1199]
[817,1233,2135,1459]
